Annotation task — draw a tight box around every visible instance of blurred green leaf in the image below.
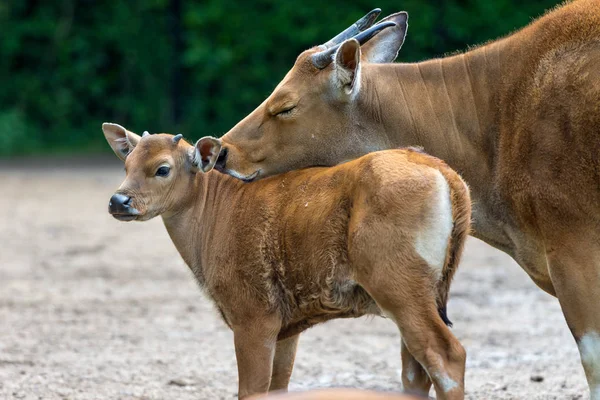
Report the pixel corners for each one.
[0,0,559,156]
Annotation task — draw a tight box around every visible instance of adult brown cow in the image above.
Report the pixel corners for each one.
[215,2,600,398]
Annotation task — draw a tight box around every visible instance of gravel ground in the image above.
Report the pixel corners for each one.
[0,158,589,400]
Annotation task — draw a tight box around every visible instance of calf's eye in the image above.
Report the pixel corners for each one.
[155,166,170,177]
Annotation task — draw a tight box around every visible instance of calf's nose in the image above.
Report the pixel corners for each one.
[108,193,132,214]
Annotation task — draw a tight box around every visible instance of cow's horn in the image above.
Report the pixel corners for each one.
[173,134,183,144]
[321,8,381,49]
[142,131,150,137]
[311,21,396,69]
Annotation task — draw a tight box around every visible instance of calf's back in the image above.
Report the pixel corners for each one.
[162,148,466,337]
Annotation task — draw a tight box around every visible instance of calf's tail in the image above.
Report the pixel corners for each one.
[436,165,471,326]
[404,148,472,327]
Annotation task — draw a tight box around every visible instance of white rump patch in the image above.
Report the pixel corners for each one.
[414,171,453,272]
[579,332,600,400]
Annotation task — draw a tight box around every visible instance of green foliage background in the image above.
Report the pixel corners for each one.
[0,0,559,156]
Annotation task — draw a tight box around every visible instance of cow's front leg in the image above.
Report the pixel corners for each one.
[544,230,600,400]
[233,314,282,399]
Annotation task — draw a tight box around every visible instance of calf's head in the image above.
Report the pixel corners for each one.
[218,9,408,181]
[102,123,223,221]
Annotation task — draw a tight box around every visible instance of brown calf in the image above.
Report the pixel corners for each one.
[216,3,600,397]
[102,123,471,399]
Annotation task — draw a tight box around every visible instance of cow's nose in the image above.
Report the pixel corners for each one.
[108,193,132,214]
[214,147,228,171]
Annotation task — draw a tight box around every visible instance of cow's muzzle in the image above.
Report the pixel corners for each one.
[108,193,139,221]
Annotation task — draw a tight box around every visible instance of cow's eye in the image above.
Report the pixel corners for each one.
[276,105,296,117]
[155,166,170,177]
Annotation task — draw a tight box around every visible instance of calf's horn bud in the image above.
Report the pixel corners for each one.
[173,134,183,144]
[142,131,150,137]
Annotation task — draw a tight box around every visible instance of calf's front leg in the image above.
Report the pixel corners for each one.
[269,334,300,392]
[233,314,282,399]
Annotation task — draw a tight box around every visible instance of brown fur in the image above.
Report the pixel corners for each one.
[216,2,600,396]
[102,124,471,400]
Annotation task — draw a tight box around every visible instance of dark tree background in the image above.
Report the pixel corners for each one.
[0,0,559,156]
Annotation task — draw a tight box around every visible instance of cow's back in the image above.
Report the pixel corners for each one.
[496,0,600,232]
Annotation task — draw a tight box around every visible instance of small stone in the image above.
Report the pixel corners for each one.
[530,375,544,382]
[168,379,190,387]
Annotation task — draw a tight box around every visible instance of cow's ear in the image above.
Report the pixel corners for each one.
[332,38,361,99]
[192,136,222,173]
[102,123,141,162]
[361,12,408,63]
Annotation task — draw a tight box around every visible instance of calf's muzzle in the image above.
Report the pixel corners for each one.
[108,193,138,221]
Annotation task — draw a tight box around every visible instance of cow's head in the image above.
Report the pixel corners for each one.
[216,9,408,181]
[102,123,222,221]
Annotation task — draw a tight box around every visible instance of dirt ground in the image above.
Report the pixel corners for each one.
[0,157,589,400]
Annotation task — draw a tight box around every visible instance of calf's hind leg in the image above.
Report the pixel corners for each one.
[354,257,465,400]
[400,339,432,396]
[401,340,432,395]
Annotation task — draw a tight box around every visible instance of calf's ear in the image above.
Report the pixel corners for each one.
[192,136,222,173]
[102,123,142,161]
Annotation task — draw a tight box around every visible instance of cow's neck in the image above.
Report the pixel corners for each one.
[363,37,524,252]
